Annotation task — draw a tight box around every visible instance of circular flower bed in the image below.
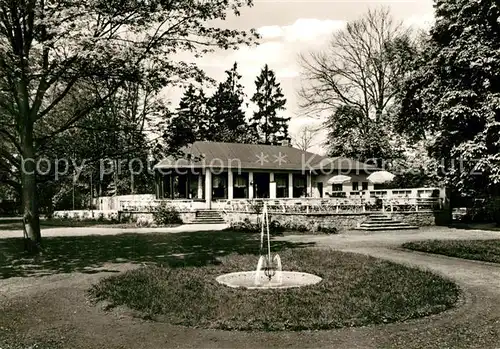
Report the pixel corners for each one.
[90,249,459,331]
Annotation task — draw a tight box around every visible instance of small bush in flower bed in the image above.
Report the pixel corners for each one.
[90,249,459,331]
[229,219,337,235]
[229,219,283,235]
[151,203,183,226]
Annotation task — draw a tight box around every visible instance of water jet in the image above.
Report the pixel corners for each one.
[216,202,322,289]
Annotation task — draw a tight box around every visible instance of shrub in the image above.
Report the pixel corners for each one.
[296,224,308,233]
[229,218,259,233]
[317,225,338,234]
[96,212,105,222]
[151,203,183,226]
[119,214,132,224]
[269,220,285,235]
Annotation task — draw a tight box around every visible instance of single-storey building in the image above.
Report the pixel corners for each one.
[153,141,379,209]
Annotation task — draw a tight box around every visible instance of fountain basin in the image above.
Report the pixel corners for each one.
[216,271,322,289]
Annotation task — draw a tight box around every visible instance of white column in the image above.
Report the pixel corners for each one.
[306,172,312,197]
[228,171,234,200]
[269,172,276,199]
[288,173,294,198]
[197,174,203,199]
[248,171,254,199]
[205,170,212,209]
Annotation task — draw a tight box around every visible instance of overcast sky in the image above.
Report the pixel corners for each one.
[166,0,436,154]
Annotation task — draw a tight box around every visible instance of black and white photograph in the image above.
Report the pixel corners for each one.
[0,0,499,348]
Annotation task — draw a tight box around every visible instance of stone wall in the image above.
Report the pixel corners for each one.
[52,210,119,221]
[119,211,196,224]
[391,212,438,227]
[222,210,443,232]
[52,209,196,225]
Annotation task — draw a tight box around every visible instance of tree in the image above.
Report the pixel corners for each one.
[250,64,288,144]
[0,0,258,252]
[298,7,413,160]
[293,125,321,151]
[32,78,165,214]
[395,0,500,197]
[163,84,209,153]
[206,62,249,142]
[324,105,400,163]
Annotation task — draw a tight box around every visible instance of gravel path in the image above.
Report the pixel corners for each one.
[0,223,228,239]
[1,227,500,349]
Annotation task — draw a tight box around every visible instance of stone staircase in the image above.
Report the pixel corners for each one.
[190,210,226,224]
[356,213,418,231]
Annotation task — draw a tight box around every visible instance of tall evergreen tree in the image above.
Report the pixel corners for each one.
[164,84,208,152]
[250,64,288,144]
[206,62,248,142]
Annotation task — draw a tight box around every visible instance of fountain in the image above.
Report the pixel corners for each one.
[216,202,322,289]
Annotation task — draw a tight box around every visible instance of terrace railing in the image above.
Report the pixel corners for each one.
[218,196,443,214]
[110,199,206,212]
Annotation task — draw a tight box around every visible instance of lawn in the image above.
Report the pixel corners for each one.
[0,230,314,279]
[402,239,500,263]
[90,248,459,331]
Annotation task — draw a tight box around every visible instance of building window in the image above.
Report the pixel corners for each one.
[293,177,305,188]
[352,182,359,191]
[212,174,227,199]
[275,174,289,198]
[234,175,247,188]
[233,174,248,199]
[332,184,343,192]
[293,174,306,197]
[362,182,368,191]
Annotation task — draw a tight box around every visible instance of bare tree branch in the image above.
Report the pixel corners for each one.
[298,7,409,122]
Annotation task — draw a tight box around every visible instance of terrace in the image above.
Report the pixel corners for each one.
[105,187,444,214]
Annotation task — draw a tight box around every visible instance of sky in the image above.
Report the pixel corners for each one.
[165,0,436,154]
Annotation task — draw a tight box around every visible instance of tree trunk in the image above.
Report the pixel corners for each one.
[21,125,42,254]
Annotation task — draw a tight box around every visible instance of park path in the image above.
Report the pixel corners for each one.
[1,227,500,349]
[0,223,228,239]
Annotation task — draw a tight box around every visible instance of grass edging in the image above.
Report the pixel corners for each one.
[402,239,500,264]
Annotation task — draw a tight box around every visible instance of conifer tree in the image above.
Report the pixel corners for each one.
[164,84,208,152]
[250,64,288,144]
[206,62,248,142]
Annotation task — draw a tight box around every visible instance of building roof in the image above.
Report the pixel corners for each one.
[154,141,377,173]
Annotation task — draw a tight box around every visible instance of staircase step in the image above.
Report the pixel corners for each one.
[359,225,412,230]
[193,218,225,222]
[189,220,226,224]
[195,210,224,221]
[360,221,406,226]
[369,214,390,218]
[363,219,400,224]
[356,225,419,231]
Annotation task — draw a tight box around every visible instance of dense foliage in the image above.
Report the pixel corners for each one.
[396,0,500,196]
[0,0,258,246]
